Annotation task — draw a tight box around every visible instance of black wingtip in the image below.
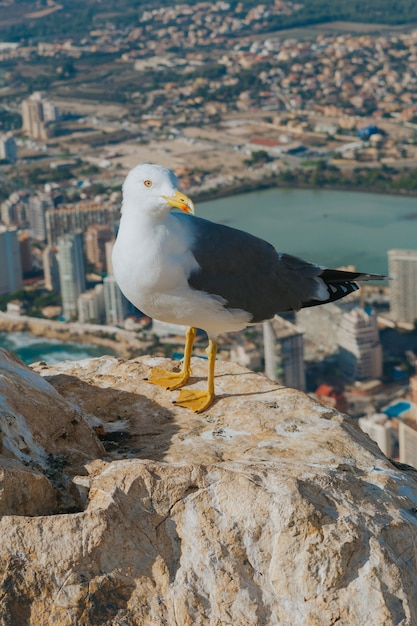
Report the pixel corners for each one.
[320,268,387,283]
[355,272,388,281]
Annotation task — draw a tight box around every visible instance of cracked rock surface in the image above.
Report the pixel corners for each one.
[1,349,417,625]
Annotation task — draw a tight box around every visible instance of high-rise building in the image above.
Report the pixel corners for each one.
[103,275,128,325]
[18,231,32,275]
[399,420,417,467]
[21,92,59,140]
[359,414,394,458]
[388,249,417,326]
[45,201,119,246]
[85,225,114,272]
[0,226,22,295]
[28,193,54,241]
[338,308,382,383]
[0,133,17,162]
[78,284,105,324]
[21,96,44,139]
[57,232,86,320]
[263,316,306,390]
[42,246,60,292]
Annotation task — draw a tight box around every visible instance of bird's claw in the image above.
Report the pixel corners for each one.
[173,389,214,413]
[147,366,189,391]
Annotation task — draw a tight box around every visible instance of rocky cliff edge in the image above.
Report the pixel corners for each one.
[0,347,417,626]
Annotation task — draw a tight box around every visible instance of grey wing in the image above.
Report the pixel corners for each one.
[174,213,326,322]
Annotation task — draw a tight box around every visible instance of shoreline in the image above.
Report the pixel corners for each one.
[0,313,149,359]
[193,176,417,204]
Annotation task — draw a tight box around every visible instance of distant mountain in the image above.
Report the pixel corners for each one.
[1,0,417,42]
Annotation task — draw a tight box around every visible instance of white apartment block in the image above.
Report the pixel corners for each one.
[103,275,128,325]
[78,284,105,324]
[263,316,305,390]
[338,308,382,383]
[29,193,54,241]
[359,414,394,458]
[388,249,417,326]
[21,91,59,140]
[399,420,417,467]
[57,232,86,320]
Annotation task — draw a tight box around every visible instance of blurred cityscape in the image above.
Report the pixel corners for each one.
[2,2,417,465]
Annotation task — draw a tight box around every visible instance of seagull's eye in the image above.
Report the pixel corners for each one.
[143,179,153,188]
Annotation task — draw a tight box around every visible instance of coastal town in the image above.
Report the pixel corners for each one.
[2,1,417,465]
[1,3,417,193]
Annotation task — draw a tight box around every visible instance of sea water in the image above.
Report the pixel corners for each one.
[199,187,417,276]
[0,331,115,365]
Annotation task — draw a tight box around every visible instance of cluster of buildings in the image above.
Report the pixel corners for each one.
[1,1,299,62]
[358,376,417,470]
[221,30,417,119]
[3,7,417,128]
[0,91,58,164]
[132,23,417,122]
[0,181,131,327]
[2,16,417,210]
[227,297,383,392]
[116,25,417,129]
[126,27,417,123]
[137,1,299,45]
[50,229,129,325]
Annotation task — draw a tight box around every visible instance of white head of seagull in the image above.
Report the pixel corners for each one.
[113,162,385,414]
[121,163,194,219]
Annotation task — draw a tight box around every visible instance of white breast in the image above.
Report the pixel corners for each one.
[112,211,251,337]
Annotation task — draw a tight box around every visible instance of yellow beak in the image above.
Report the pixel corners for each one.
[163,190,195,214]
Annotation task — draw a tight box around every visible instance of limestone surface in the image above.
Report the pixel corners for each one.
[0,350,416,625]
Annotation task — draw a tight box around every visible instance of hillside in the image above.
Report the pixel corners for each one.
[1,0,417,42]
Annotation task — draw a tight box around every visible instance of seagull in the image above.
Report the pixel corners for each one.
[112,163,385,412]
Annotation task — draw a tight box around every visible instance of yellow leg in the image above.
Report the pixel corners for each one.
[147,326,196,390]
[174,339,217,413]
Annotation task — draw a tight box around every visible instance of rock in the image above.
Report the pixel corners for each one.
[0,459,56,516]
[0,349,103,513]
[0,350,417,625]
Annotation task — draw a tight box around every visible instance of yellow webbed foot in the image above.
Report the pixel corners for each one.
[147,367,190,391]
[173,388,215,413]
[147,327,196,392]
